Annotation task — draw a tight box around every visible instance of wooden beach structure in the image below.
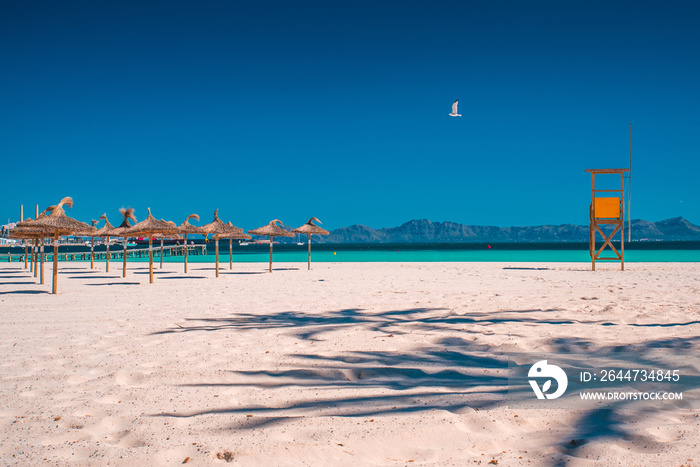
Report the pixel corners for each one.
[220,222,251,271]
[94,214,116,273]
[23,197,91,294]
[292,217,329,270]
[123,208,177,284]
[74,220,98,269]
[201,210,250,277]
[108,208,137,278]
[177,214,207,273]
[154,220,181,269]
[249,220,294,273]
[586,168,629,271]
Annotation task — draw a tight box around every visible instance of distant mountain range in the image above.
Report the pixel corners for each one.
[269,217,700,243]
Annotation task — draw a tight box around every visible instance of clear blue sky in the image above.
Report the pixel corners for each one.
[1,1,699,230]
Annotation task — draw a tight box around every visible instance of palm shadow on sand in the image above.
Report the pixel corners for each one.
[151,307,700,463]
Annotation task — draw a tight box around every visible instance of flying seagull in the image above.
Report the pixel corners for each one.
[449,99,461,117]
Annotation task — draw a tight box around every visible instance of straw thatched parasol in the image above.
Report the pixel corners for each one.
[200,209,229,278]
[107,208,137,278]
[123,208,177,283]
[292,217,330,270]
[14,207,49,278]
[94,214,116,273]
[11,219,40,276]
[248,219,294,273]
[27,197,91,294]
[155,220,181,268]
[215,222,252,271]
[12,206,54,284]
[74,220,99,269]
[177,214,207,273]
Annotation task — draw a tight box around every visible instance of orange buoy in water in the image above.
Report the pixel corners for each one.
[487,245,491,249]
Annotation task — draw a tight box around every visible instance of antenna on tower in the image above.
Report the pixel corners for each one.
[628,124,632,242]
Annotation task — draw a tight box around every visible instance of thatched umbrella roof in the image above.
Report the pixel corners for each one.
[27,197,91,294]
[249,220,294,273]
[107,208,137,238]
[122,208,177,284]
[292,217,329,271]
[74,219,98,237]
[200,209,228,236]
[29,197,91,236]
[11,220,45,239]
[123,208,176,237]
[292,217,330,236]
[152,220,180,239]
[94,214,116,237]
[12,207,56,238]
[200,211,251,277]
[9,223,44,239]
[248,219,294,238]
[215,222,252,240]
[178,214,208,235]
[177,214,206,274]
[103,209,137,278]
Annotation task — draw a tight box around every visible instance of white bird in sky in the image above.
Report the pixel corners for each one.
[449,99,461,117]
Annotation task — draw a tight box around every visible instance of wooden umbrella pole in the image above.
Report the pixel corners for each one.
[20,205,24,267]
[160,238,164,269]
[40,238,45,284]
[35,239,40,276]
[122,239,127,278]
[149,236,153,284]
[29,242,33,273]
[229,238,233,270]
[184,233,188,273]
[215,238,219,278]
[269,235,273,273]
[214,238,219,277]
[52,235,58,294]
[33,239,38,277]
[308,234,311,270]
[90,236,94,269]
[106,237,110,272]
[34,207,38,276]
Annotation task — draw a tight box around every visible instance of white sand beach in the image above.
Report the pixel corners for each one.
[1,261,700,466]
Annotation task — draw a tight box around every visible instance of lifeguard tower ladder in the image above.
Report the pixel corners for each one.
[586,168,629,271]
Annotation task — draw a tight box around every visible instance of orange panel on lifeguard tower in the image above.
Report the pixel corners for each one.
[594,197,621,219]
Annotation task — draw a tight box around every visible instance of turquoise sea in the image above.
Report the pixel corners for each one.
[3,242,700,263]
[135,242,700,263]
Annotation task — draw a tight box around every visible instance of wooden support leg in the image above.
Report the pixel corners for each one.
[52,237,58,294]
[149,236,154,284]
[184,233,188,273]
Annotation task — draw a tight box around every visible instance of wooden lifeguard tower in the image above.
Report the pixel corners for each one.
[586,168,629,271]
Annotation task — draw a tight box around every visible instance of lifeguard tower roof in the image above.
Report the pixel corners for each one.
[585,168,629,174]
